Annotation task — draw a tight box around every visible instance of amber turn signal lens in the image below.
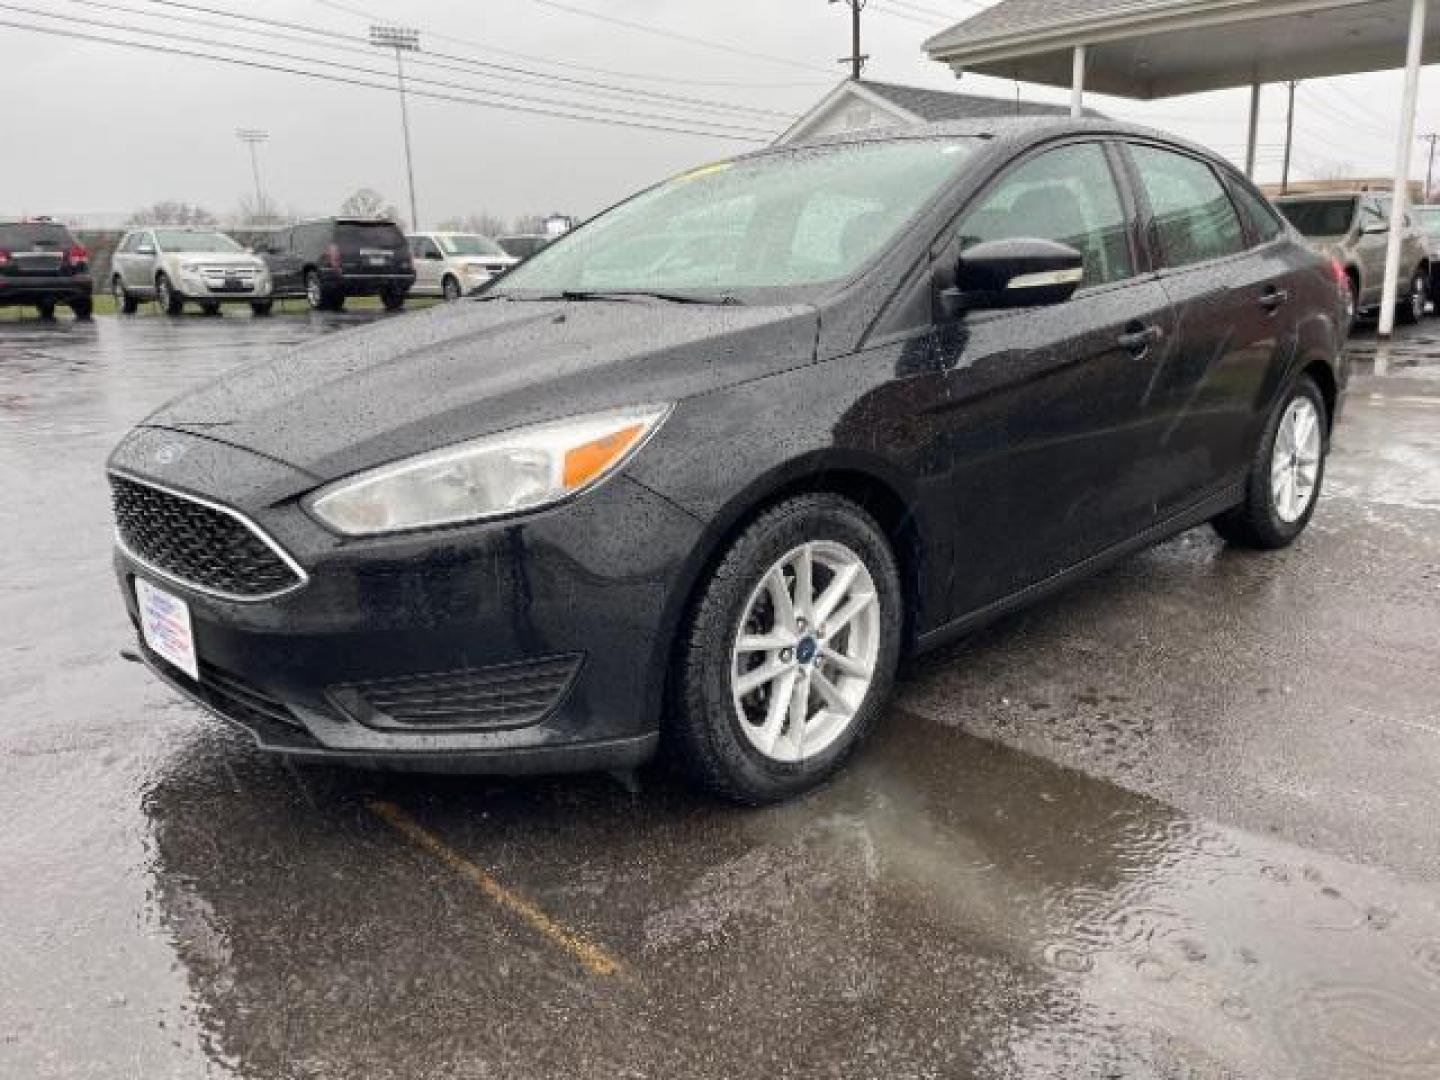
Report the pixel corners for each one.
[562,423,644,489]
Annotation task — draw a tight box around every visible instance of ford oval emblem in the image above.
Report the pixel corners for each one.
[154,442,186,466]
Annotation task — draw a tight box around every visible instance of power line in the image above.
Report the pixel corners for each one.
[120,0,795,120]
[0,16,776,142]
[9,3,778,137]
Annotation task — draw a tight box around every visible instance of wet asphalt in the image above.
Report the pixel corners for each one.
[1,306,1438,1079]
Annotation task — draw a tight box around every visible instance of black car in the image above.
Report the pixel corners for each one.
[0,219,93,319]
[109,120,1347,802]
[255,218,414,311]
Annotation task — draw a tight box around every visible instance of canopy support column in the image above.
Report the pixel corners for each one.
[1245,83,1262,179]
[1380,0,1428,338]
[1071,44,1086,117]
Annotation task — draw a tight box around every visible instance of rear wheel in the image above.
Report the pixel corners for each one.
[250,299,274,317]
[155,274,184,316]
[1398,268,1428,325]
[671,494,902,803]
[70,295,93,321]
[441,274,462,301]
[112,276,139,315]
[1212,375,1327,550]
[36,300,55,320]
[305,270,342,311]
[381,287,407,311]
[198,300,221,317]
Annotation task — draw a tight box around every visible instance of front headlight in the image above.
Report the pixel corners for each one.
[306,405,671,536]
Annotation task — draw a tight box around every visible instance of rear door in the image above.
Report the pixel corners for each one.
[410,235,442,293]
[927,139,1180,610]
[1357,196,1391,306]
[1120,141,1300,513]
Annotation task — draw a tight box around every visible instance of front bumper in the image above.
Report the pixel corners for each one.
[110,427,700,772]
[174,271,272,300]
[0,275,92,304]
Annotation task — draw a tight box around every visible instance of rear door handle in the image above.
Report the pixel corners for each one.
[1259,287,1290,311]
[1118,323,1164,352]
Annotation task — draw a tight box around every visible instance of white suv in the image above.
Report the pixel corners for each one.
[111,228,273,316]
[407,232,518,300]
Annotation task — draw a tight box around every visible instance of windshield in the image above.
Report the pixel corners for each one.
[0,223,72,251]
[440,234,507,257]
[1415,207,1440,236]
[496,137,980,295]
[154,229,243,253]
[1275,198,1357,238]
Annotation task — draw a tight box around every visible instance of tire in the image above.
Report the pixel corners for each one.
[70,296,93,321]
[250,300,274,317]
[1212,375,1328,550]
[198,301,221,317]
[36,301,55,320]
[112,277,139,315]
[1342,273,1359,333]
[1397,268,1427,325]
[155,274,184,316]
[671,494,903,803]
[381,287,407,312]
[305,270,341,311]
[441,275,462,302]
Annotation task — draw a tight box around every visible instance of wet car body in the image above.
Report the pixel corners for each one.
[109,119,1348,778]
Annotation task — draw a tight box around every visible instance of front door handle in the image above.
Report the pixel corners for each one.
[1259,287,1290,311]
[1118,323,1164,352]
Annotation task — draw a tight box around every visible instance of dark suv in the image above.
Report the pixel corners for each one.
[255,218,414,311]
[0,219,93,320]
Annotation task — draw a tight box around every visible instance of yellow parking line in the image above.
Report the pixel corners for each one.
[369,800,622,977]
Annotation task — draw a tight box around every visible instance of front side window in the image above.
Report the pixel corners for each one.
[955,142,1135,288]
[1130,145,1245,268]
[439,234,506,257]
[152,229,243,253]
[496,137,980,295]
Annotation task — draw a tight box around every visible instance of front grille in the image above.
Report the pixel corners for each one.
[329,654,583,732]
[111,474,304,600]
[197,266,258,292]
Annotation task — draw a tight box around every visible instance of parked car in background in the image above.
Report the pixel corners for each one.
[495,233,552,261]
[1412,204,1440,295]
[407,232,518,300]
[109,120,1347,803]
[111,228,272,317]
[0,218,92,320]
[255,219,414,311]
[1273,191,1430,327]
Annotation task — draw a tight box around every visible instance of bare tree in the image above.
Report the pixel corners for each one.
[231,192,292,229]
[126,201,219,229]
[510,213,548,235]
[338,187,402,225]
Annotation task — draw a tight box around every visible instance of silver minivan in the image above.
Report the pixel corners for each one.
[110,228,273,316]
[406,232,518,300]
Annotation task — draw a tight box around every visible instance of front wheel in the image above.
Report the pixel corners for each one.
[441,275,462,302]
[1398,269,1428,325]
[250,300,274,317]
[36,300,55,320]
[112,277,139,315]
[305,270,342,311]
[70,296,93,321]
[155,274,184,316]
[1212,375,1327,550]
[198,301,221,317]
[671,494,903,803]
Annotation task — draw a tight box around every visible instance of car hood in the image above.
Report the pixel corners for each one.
[142,298,819,481]
[166,252,264,269]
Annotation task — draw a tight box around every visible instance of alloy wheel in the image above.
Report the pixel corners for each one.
[731,541,881,763]
[1271,397,1322,523]
[1413,275,1427,322]
[306,273,322,309]
[112,278,126,307]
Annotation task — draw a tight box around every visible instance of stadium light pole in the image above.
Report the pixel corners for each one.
[235,128,269,211]
[369,24,421,230]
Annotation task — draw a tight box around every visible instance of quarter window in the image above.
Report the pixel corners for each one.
[955,142,1134,288]
[1227,178,1285,245]
[1130,145,1245,268]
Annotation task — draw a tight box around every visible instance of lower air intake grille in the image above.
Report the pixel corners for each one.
[329,654,583,733]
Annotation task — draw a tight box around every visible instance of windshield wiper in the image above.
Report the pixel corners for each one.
[554,289,743,306]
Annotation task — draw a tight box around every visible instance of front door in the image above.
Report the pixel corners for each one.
[929,140,1179,613]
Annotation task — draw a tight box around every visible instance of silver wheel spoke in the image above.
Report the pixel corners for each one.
[736,660,787,697]
[764,567,798,635]
[737,633,791,654]
[812,562,861,627]
[820,645,872,679]
[811,670,854,718]
[825,589,878,637]
[792,545,815,620]
[789,672,812,757]
[754,670,798,755]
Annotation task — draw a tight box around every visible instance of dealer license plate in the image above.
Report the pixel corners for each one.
[136,578,198,681]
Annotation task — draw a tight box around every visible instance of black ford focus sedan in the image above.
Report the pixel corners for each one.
[110,119,1347,802]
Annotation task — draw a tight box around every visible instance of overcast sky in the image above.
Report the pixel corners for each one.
[6,0,1440,229]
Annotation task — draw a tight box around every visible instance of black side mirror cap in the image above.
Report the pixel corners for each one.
[943,238,1085,317]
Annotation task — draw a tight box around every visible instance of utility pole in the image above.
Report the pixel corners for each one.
[369,24,421,231]
[830,0,868,80]
[1422,132,1439,202]
[1281,80,1298,195]
[235,129,269,213]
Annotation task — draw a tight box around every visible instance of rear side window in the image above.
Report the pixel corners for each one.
[0,223,73,251]
[1227,179,1285,244]
[956,142,1134,288]
[336,222,406,252]
[1129,145,1245,268]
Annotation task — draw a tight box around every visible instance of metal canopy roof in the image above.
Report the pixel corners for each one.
[926,0,1440,99]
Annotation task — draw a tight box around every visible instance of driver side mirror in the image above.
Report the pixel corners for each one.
[941,239,1085,318]
[1362,221,1389,236]
[136,244,155,256]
